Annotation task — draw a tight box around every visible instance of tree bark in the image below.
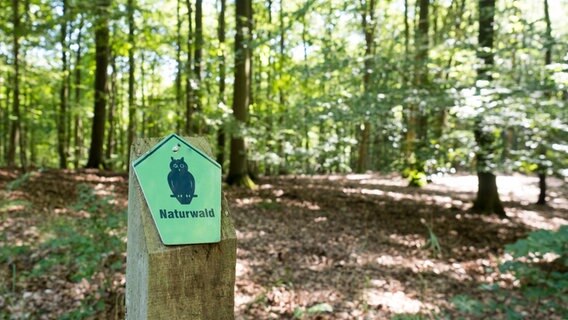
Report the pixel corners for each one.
[404,0,429,179]
[7,0,21,168]
[216,0,226,166]
[477,0,495,80]
[127,0,136,161]
[277,0,287,174]
[471,0,505,216]
[86,0,110,168]
[227,0,254,187]
[194,0,203,133]
[184,0,194,135]
[175,0,182,124]
[473,172,505,215]
[357,0,375,173]
[105,54,117,169]
[537,0,552,205]
[58,0,69,169]
[73,14,84,169]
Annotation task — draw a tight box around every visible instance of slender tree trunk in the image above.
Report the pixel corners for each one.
[537,0,553,205]
[471,0,505,216]
[86,0,110,168]
[73,14,84,169]
[176,0,183,132]
[0,76,4,162]
[185,0,194,135]
[357,0,375,173]
[194,0,203,133]
[247,0,254,110]
[415,0,429,145]
[404,0,429,179]
[7,0,21,168]
[216,0,226,166]
[477,0,495,81]
[277,0,287,174]
[140,53,147,137]
[105,54,117,169]
[127,0,136,161]
[404,0,409,61]
[227,0,254,187]
[58,0,69,169]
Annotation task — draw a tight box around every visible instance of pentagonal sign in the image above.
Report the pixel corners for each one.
[132,134,221,245]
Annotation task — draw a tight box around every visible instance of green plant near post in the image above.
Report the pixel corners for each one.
[453,226,568,319]
[0,184,126,319]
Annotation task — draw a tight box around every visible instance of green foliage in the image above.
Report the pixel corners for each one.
[405,169,428,187]
[422,220,442,258]
[390,314,432,320]
[452,226,568,318]
[293,302,333,319]
[0,184,125,318]
[6,172,31,191]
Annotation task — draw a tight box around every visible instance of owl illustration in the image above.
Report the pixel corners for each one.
[167,157,196,205]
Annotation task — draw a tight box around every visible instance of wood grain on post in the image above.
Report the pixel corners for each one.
[126,136,236,320]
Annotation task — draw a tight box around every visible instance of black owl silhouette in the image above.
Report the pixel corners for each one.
[167,157,197,205]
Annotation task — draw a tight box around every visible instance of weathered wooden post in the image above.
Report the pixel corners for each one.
[126,135,236,319]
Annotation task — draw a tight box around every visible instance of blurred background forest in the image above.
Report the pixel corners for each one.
[1,0,568,318]
[0,0,566,182]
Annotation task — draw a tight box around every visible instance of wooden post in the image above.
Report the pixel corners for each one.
[126,136,236,319]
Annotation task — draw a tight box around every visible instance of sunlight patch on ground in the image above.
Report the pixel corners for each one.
[429,174,567,209]
[363,289,423,314]
[343,187,415,202]
[283,199,321,211]
[234,197,264,207]
[236,260,251,277]
[387,233,426,248]
[236,230,267,240]
[359,178,410,188]
[509,209,568,230]
[0,200,29,213]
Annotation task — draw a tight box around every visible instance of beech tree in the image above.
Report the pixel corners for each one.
[86,0,111,169]
[227,0,254,187]
[471,0,506,216]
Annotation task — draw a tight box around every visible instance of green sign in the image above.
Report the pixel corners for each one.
[132,134,221,245]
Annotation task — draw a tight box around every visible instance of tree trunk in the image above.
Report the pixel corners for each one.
[472,0,505,216]
[537,172,546,205]
[477,0,495,80]
[357,0,376,173]
[536,0,552,205]
[105,54,117,169]
[127,0,136,161]
[216,0,226,166]
[227,0,254,187]
[184,0,194,135]
[7,0,21,168]
[404,0,429,178]
[473,172,505,215]
[194,0,203,133]
[277,0,287,175]
[73,14,84,169]
[415,0,429,161]
[86,0,110,168]
[58,0,69,169]
[176,0,182,128]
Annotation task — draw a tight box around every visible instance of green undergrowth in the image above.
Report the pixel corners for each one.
[1,183,126,319]
[452,226,568,319]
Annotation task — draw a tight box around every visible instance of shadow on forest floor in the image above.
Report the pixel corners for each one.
[0,169,566,319]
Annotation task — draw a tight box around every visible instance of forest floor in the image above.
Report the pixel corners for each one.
[0,169,566,319]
